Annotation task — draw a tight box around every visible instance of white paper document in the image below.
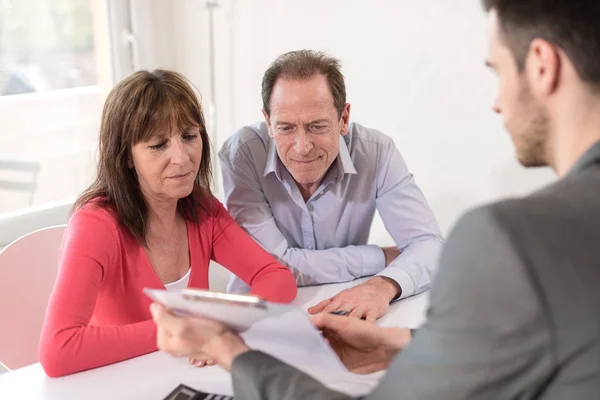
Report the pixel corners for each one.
[240,309,381,397]
[144,288,381,396]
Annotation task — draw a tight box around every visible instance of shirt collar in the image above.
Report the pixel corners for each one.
[263,133,358,183]
[336,135,358,182]
[263,137,282,180]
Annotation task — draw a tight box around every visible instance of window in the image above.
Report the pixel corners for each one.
[0,0,121,246]
[0,0,99,95]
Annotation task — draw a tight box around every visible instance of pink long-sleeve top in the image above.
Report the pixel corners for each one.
[39,197,297,377]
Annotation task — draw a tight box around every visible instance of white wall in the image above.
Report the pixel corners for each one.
[147,0,556,237]
[1,1,558,247]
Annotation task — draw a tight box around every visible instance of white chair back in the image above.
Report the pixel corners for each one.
[0,225,66,370]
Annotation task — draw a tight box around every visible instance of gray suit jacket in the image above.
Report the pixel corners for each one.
[229,141,600,399]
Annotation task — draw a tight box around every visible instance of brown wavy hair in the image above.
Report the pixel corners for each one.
[74,69,212,246]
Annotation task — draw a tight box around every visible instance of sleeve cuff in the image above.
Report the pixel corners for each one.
[377,268,416,300]
[358,245,386,277]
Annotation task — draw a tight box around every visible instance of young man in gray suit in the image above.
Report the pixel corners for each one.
[151,0,600,398]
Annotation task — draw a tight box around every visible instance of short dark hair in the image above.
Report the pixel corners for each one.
[483,0,600,88]
[74,69,212,246]
[261,50,346,118]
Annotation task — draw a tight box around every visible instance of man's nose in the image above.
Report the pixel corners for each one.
[492,95,501,114]
[294,131,313,155]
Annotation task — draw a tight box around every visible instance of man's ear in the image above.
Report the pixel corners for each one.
[527,38,561,97]
[262,109,274,138]
[340,103,351,136]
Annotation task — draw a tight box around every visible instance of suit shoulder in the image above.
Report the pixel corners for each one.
[458,189,576,262]
[486,176,588,228]
[445,200,539,260]
[460,198,543,236]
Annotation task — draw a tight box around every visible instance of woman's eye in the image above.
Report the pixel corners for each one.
[149,141,166,150]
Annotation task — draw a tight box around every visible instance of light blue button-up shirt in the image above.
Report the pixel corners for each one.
[219,121,444,299]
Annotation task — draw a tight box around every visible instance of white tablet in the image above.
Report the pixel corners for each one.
[144,287,276,332]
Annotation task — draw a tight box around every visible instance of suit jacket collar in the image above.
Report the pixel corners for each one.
[567,140,600,176]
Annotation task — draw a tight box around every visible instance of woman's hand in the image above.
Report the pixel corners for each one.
[188,356,216,368]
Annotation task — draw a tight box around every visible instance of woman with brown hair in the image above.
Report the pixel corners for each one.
[39,69,297,377]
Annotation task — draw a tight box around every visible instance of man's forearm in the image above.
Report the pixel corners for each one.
[227,244,383,294]
[276,244,386,286]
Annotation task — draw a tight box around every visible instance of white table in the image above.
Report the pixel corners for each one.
[0,279,429,399]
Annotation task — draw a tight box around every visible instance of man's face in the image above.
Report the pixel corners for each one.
[264,74,350,186]
[487,10,550,167]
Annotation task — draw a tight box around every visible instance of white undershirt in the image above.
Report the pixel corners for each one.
[164,267,191,292]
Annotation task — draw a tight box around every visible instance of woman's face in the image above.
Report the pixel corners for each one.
[130,124,203,206]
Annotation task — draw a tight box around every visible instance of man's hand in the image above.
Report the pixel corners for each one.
[307,277,401,322]
[381,246,401,267]
[310,313,411,374]
[150,303,250,370]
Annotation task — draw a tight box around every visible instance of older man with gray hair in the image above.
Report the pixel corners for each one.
[219,50,443,320]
